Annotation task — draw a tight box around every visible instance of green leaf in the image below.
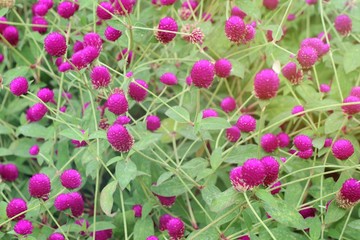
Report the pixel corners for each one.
[312,136,326,150]
[325,200,346,224]
[165,106,190,123]
[133,217,154,240]
[59,128,84,141]
[186,227,218,240]
[0,124,11,135]
[325,112,344,134]
[224,144,258,164]
[17,124,53,140]
[0,8,8,17]
[230,60,245,78]
[210,148,223,170]
[198,117,231,131]
[0,148,12,157]
[89,130,107,140]
[151,177,193,197]
[284,184,303,207]
[3,66,29,85]
[100,181,117,216]
[210,188,244,212]
[116,160,137,190]
[344,46,360,73]
[88,222,115,232]
[307,216,321,240]
[348,220,360,230]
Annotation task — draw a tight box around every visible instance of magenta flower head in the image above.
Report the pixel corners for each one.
[306,0,317,5]
[117,48,134,66]
[58,62,72,72]
[229,166,247,191]
[39,0,54,9]
[243,24,256,43]
[277,132,290,148]
[111,0,136,15]
[0,163,19,181]
[242,158,266,189]
[3,26,19,46]
[270,181,282,195]
[224,16,245,44]
[236,114,256,132]
[334,14,352,36]
[299,206,316,219]
[297,148,314,159]
[10,77,28,96]
[231,6,247,19]
[132,204,142,218]
[301,37,329,58]
[14,219,33,235]
[261,156,279,186]
[297,46,317,69]
[6,198,27,220]
[281,62,303,85]
[220,96,236,113]
[28,173,51,199]
[238,235,251,240]
[90,66,111,89]
[146,236,159,240]
[287,14,296,21]
[226,126,241,142]
[292,105,305,116]
[57,1,76,19]
[60,169,82,189]
[190,59,215,88]
[160,72,178,86]
[155,193,176,207]
[26,103,48,122]
[54,193,71,211]
[261,133,279,153]
[350,86,360,98]
[29,145,40,156]
[83,32,102,53]
[114,115,131,125]
[263,0,279,10]
[31,16,48,34]
[73,41,84,53]
[186,76,192,86]
[44,32,67,57]
[317,31,331,43]
[0,16,8,34]
[90,229,113,240]
[155,17,178,44]
[324,138,332,147]
[215,58,232,78]
[97,2,114,20]
[128,79,148,102]
[159,0,177,5]
[159,214,173,231]
[107,92,129,115]
[104,26,122,41]
[0,54,4,63]
[37,88,55,103]
[332,138,354,160]
[336,178,360,208]
[69,192,84,217]
[320,84,331,93]
[166,217,185,240]
[48,233,65,240]
[293,134,312,151]
[342,96,360,115]
[146,115,161,132]
[107,124,134,152]
[254,69,279,100]
[34,3,49,16]
[202,108,218,118]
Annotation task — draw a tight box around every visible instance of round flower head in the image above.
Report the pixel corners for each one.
[202,108,218,118]
[324,138,332,147]
[181,0,198,10]
[231,6,247,19]
[38,0,54,9]
[342,96,360,115]
[334,14,352,36]
[132,204,142,218]
[117,48,134,66]
[26,103,48,122]
[287,14,296,21]
[83,32,102,53]
[155,17,178,44]
[37,88,55,103]
[220,96,236,113]
[0,54,4,63]
[159,214,173,231]
[190,59,215,88]
[261,156,279,186]
[97,2,114,20]
[10,77,28,96]
[44,32,67,57]
[350,86,360,98]
[261,133,279,153]
[242,158,266,188]
[146,236,159,240]
[68,192,84,217]
[293,134,312,151]
[146,115,161,132]
[73,40,84,53]
[154,192,176,207]
[263,0,279,10]
[243,24,256,43]
[28,173,51,199]
[90,229,113,240]
[6,198,27,220]
[297,46,318,69]
[215,58,232,78]
[292,105,305,116]
[54,193,71,211]
[32,16,48,34]
[160,72,178,86]
[58,62,73,72]
[160,0,177,5]
[239,236,251,240]
[277,132,290,148]
[33,3,49,16]
[60,169,82,189]
[236,115,256,132]
[57,1,76,19]
[107,92,129,115]
[254,69,280,100]
[186,76,192,86]
[90,66,111,89]
[3,26,19,46]
[281,62,303,85]
[270,181,282,195]
[166,218,185,240]
[29,145,40,156]
[0,16,8,34]
[299,206,316,219]
[320,84,330,93]
[332,139,354,160]
[0,163,19,181]
[104,26,122,41]
[48,233,65,240]
[229,166,247,191]
[224,16,246,44]
[317,31,331,43]
[114,115,131,125]
[297,148,313,159]
[336,178,360,208]
[107,124,134,152]
[226,126,241,142]
[306,0,317,4]
[111,0,135,15]
[301,38,329,58]
[14,219,33,235]
[128,79,148,102]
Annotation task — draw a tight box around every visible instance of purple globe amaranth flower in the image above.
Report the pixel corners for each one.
[254,69,280,100]
[243,24,256,43]
[306,0,317,5]
[83,32,102,53]
[277,132,290,148]
[261,156,279,186]
[202,109,218,118]
[317,31,332,43]
[73,40,84,53]
[155,193,176,207]
[44,32,67,57]
[350,86,360,98]
[320,84,331,93]
[160,72,178,86]
[111,0,136,15]
[71,130,87,148]
[334,14,352,36]
[301,38,329,58]
[58,62,73,72]
[190,59,215,88]
[226,126,241,142]
[159,214,173,231]
[299,206,316,219]
[342,96,360,115]
[28,173,51,199]
[215,58,232,78]
[114,115,131,125]
[57,1,76,19]
[293,134,312,151]
[90,66,111,89]
[297,46,318,69]
[160,0,177,5]
[287,14,296,21]
[48,233,66,240]
[297,148,313,159]
[107,124,134,152]
[6,198,27,220]
[26,103,48,122]
[236,114,256,132]
[186,76,192,86]
[336,178,360,208]
[155,17,178,44]
[37,88,55,103]
[242,158,266,189]
[324,138,332,147]
[166,217,185,240]
[97,2,114,20]
[54,193,71,211]
[69,192,84,217]
[117,48,134,66]
[270,181,282,195]
[0,54,4,63]
[33,3,49,16]
[31,16,48,34]
[3,26,19,46]
[231,6,247,19]
[146,115,161,132]
[229,166,247,191]
[60,169,82,189]
[261,133,279,153]
[10,77,28,96]
[263,0,279,10]
[132,204,142,218]
[29,145,40,156]
[220,96,236,113]
[332,139,354,160]
[238,235,251,240]
[224,16,246,44]
[104,26,122,41]
[146,236,159,240]
[281,62,303,85]
[107,91,129,115]
[14,219,33,235]
[128,79,148,102]
[0,163,19,181]
[0,17,8,34]
[292,105,305,116]
[38,0,54,9]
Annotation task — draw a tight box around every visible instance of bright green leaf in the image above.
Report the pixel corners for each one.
[100,181,117,216]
